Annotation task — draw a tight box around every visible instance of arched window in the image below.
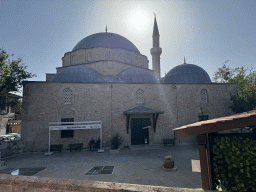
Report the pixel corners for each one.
[136,89,144,104]
[63,88,73,104]
[200,89,208,103]
[72,55,75,65]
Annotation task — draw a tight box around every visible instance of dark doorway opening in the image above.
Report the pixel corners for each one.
[61,118,74,138]
[131,118,151,145]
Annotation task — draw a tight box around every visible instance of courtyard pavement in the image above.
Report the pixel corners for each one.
[2,144,202,189]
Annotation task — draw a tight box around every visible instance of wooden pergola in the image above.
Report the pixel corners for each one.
[173,110,256,190]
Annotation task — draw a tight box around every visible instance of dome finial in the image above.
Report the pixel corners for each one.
[184,57,187,65]
[105,25,107,33]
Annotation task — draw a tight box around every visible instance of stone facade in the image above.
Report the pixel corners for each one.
[21,81,235,151]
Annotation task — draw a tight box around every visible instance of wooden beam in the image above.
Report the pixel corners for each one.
[174,114,256,139]
[126,115,130,133]
[206,133,213,189]
[153,114,159,132]
[197,134,213,190]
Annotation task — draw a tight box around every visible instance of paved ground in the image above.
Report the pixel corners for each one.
[2,144,202,189]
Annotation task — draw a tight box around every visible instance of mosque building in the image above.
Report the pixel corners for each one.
[21,17,236,151]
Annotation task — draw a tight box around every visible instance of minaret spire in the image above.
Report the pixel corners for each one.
[184,57,187,64]
[105,25,107,33]
[150,14,162,80]
[153,13,159,37]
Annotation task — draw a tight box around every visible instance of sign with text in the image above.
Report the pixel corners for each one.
[49,124,101,130]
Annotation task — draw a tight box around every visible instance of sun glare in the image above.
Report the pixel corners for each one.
[127,8,151,33]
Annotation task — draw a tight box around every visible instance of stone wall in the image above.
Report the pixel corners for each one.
[21,81,236,152]
[0,140,25,158]
[45,74,55,82]
[0,174,214,192]
[62,47,149,71]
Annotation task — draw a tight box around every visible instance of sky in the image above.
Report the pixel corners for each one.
[1,0,256,95]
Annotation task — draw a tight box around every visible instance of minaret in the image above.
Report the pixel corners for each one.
[150,15,162,79]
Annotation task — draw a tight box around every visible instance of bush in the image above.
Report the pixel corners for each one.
[213,136,256,191]
[111,133,123,150]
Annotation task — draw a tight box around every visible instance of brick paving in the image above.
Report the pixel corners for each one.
[2,144,202,189]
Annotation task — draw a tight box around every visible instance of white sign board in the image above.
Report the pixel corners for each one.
[49,124,101,130]
[46,121,104,155]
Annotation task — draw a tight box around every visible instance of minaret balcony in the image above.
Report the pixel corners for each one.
[150,47,162,55]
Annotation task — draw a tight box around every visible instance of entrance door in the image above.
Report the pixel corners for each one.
[131,118,151,145]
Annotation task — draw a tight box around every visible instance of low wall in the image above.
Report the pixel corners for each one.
[0,140,25,158]
[0,174,216,192]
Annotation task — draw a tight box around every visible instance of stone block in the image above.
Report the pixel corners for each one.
[0,185,12,192]
[12,179,28,187]
[0,178,13,185]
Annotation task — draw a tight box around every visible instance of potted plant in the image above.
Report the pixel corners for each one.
[110,133,123,153]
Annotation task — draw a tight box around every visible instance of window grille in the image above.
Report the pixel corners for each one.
[136,89,144,104]
[63,88,73,104]
[200,89,208,103]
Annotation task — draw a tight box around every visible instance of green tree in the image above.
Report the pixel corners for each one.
[213,63,256,113]
[0,48,35,110]
[14,99,22,114]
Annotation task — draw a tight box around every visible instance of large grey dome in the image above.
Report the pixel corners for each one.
[50,66,102,83]
[164,64,212,83]
[117,68,158,84]
[72,32,140,53]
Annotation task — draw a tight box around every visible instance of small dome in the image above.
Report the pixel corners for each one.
[72,32,140,53]
[164,64,211,83]
[50,66,102,83]
[117,68,158,84]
